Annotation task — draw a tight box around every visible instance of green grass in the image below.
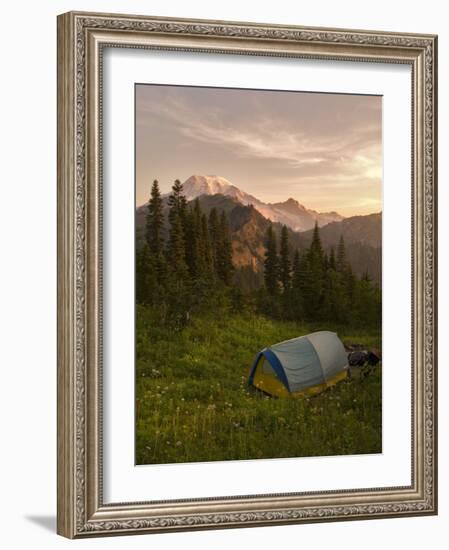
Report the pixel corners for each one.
[136,305,382,464]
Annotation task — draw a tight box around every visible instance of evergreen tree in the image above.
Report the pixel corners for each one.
[354,273,381,328]
[279,225,291,292]
[298,249,313,318]
[320,245,337,321]
[145,179,164,255]
[145,179,166,283]
[336,234,348,273]
[167,213,187,276]
[168,179,187,224]
[309,222,325,267]
[192,199,206,277]
[136,244,157,305]
[345,264,357,309]
[184,207,199,278]
[201,213,213,277]
[208,208,220,276]
[322,266,346,323]
[335,234,356,311]
[289,249,303,320]
[292,250,301,290]
[264,224,279,295]
[217,211,234,285]
[306,222,325,319]
[329,247,336,271]
[167,180,188,278]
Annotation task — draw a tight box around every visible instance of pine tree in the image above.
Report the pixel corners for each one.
[146,179,164,255]
[168,179,187,225]
[264,224,279,295]
[201,213,213,278]
[145,179,166,283]
[335,234,356,311]
[336,234,347,273]
[218,211,234,285]
[322,265,346,322]
[290,249,303,320]
[306,222,325,319]
[309,222,325,267]
[345,264,357,309]
[329,247,336,271]
[354,273,381,328]
[279,225,291,292]
[167,180,188,278]
[184,207,199,278]
[298,249,313,318]
[167,213,187,276]
[208,208,219,276]
[136,244,157,305]
[292,250,301,290]
[193,200,204,275]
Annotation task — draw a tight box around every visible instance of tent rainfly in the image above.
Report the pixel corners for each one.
[248,331,349,398]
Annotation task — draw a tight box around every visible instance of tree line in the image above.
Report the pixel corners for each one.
[262,223,381,327]
[137,178,381,330]
[136,179,233,327]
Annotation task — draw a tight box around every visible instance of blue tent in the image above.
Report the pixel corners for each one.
[248,331,349,397]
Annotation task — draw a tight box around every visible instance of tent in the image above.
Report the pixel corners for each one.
[248,331,349,398]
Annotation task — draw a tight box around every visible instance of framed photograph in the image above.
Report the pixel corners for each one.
[57,11,438,538]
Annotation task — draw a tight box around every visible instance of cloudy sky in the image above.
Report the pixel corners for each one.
[136,84,382,217]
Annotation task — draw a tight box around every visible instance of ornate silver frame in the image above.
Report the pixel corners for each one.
[57,11,438,538]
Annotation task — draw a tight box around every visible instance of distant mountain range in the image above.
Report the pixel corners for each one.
[180,175,344,232]
[136,175,382,287]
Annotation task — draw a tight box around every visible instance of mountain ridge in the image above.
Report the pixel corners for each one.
[176,175,344,232]
[136,191,381,286]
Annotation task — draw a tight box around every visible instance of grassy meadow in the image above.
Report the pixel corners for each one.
[136,305,382,465]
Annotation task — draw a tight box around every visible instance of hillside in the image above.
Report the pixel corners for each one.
[299,212,381,249]
[137,194,381,286]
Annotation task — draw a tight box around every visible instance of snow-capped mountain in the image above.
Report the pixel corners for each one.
[180,175,344,232]
[182,175,262,206]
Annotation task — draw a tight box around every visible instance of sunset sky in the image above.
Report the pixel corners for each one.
[135,84,382,217]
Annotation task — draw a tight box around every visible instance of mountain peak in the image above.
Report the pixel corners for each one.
[183,175,230,198]
[178,174,344,232]
[182,175,261,206]
[285,197,306,209]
